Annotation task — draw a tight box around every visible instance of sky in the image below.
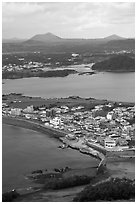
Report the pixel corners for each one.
[2,2,135,39]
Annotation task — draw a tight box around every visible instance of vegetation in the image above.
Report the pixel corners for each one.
[2,38,135,53]
[2,190,20,202]
[2,52,80,66]
[73,177,135,201]
[2,69,77,79]
[43,175,92,190]
[92,55,135,72]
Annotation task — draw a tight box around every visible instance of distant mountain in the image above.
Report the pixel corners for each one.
[2,38,26,43]
[92,55,135,72]
[104,39,135,51]
[103,34,125,41]
[2,33,135,54]
[27,32,62,43]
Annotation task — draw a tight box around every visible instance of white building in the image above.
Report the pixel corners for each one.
[11,108,22,116]
[104,137,116,148]
[50,117,61,126]
[25,114,31,119]
[106,112,114,120]
[94,105,103,110]
[72,53,79,57]
[23,105,33,113]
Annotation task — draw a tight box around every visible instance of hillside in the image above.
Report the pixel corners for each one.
[92,55,135,72]
[2,33,135,54]
[103,34,125,41]
[2,38,26,43]
[26,32,62,43]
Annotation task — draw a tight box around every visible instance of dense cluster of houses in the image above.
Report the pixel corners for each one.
[2,101,135,151]
[2,61,46,72]
[2,53,80,73]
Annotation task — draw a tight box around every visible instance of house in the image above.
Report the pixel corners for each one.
[23,105,33,113]
[50,117,61,126]
[46,109,56,117]
[25,114,31,119]
[72,53,79,57]
[104,137,116,148]
[60,106,69,113]
[106,112,114,120]
[11,108,22,116]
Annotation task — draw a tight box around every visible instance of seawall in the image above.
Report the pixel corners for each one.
[2,116,66,139]
[86,141,135,160]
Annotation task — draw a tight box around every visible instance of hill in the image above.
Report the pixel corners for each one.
[104,39,135,51]
[2,33,135,54]
[92,55,135,72]
[2,38,26,43]
[73,177,135,202]
[26,32,62,43]
[103,34,125,41]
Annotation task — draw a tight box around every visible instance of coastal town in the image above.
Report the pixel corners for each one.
[2,2,135,202]
[2,95,135,154]
[2,53,80,73]
[2,50,134,74]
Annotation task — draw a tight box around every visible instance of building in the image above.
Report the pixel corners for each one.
[72,53,79,57]
[106,112,114,120]
[50,117,61,126]
[60,106,69,113]
[11,108,22,116]
[104,137,116,148]
[46,109,56,117]
[23,105,33,113]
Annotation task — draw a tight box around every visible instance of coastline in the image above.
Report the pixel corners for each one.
[3,117,102,194]
[3,115,134,166]
[2,116,66,139]
[2,116,105,162]
[2,114,135,201]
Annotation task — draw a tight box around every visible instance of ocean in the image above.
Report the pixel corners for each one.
[2,124,99,192]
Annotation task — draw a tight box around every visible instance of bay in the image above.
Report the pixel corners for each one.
[2,71,135,192]
[2,72,135,102]
[2,124,98,192]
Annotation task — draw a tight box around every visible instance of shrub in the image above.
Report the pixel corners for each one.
[2,190,20,202]
[43,175,92,190]
[73,177,135,201]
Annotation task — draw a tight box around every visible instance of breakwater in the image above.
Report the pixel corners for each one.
[60,137,106,173]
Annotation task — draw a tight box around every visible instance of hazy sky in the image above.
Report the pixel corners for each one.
[2,2,135,39]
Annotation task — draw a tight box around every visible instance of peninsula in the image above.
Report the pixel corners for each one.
[92,55,135,72]
[2,69,77,79]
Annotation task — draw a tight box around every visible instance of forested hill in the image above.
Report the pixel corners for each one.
[92,55,135,72]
